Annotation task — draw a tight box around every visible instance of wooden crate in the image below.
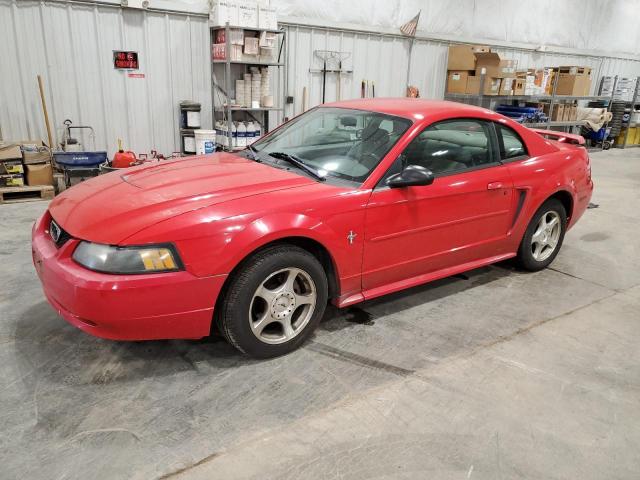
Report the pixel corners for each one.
[0,185,55,204]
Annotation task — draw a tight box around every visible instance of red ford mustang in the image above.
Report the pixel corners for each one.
[32,99,593,357]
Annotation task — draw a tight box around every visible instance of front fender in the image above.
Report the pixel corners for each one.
[126,208,366,297]
[220,212,345,275]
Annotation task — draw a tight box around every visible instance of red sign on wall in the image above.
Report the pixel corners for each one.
[113,51,139,70]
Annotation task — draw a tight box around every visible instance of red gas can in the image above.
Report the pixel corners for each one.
[112,150,136,168]
[111,139,137,168]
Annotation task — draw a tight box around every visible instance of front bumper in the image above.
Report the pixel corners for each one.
[32,211,226,340]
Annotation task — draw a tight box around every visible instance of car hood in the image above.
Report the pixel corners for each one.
[49,153,315,244]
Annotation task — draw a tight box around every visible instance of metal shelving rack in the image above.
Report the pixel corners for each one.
[616,76,640,149]
[444,72,611,133]
[210,23,286,151]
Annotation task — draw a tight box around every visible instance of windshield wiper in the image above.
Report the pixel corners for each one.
[268,152,326,181]
[246,144,262,162]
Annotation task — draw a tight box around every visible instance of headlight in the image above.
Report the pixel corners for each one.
[72,242,182,274]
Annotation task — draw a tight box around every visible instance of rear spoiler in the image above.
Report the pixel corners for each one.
[529,128,585,146]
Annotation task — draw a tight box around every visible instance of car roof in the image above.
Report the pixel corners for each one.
[321,98,491,121]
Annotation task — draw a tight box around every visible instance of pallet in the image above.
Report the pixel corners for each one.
[0,185,55,204]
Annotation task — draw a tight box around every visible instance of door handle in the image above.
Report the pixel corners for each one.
[487,182,503,190]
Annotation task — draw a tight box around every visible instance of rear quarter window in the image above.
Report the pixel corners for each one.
[497,124,528,160]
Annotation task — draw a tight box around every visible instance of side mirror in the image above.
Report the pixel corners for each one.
[386,165,435,188]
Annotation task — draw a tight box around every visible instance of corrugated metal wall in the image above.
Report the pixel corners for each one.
[2,1,640,155]
[0,0,211,155]
[284,24,640,115]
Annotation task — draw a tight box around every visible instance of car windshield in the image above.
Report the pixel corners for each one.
[252,107,412,183]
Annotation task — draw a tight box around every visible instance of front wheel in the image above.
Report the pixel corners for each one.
[217,245,328,358]
[516,199,567,271]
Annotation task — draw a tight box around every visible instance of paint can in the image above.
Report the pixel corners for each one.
[180,101,201,129]
[194,129,216,155]
[180,129,196,155]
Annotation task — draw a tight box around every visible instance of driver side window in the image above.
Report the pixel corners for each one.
[380,119,497,185]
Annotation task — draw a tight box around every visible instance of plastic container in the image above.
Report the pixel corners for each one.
[245,122,254,144]
[216,121,228,148]
[194,129,216,155]
[112,150,137,168]
[254,122,262,142]
[231,122,237,148]
[236,122,246,148]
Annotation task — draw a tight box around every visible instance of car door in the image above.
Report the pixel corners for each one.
[362,118,515,292]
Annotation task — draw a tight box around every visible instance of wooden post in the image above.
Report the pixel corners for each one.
[37,75,54,148]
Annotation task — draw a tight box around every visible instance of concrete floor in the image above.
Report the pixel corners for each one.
[1,148,639,479]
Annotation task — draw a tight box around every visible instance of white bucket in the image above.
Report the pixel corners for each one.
[195,129,216,155]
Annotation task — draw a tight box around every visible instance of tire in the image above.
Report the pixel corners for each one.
[515,199,567,272]
[217,245,328,358]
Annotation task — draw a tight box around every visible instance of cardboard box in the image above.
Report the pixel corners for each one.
[0,143,22,161]
[25,162,54,186]
[466,76,501,95]
[212,43,243,61]
[21,140,51,164]
[550,104,565,121]
[556,66,592,96]
[500,77,515,95]
[447,44,490,71]
[237,0,258,29]
[474,52,517,78]
[545,69,557,95]
[446,71,470,94]
[244,36,259,55]
[209,0,239,27]
[0,159,24,174]
[514,78,525,95]
[214,28,244,45]
[0,174,25,187]
[258,4,277,30]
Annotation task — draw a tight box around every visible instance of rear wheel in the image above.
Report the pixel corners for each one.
[516,199,567,271]
[217,245,328,358]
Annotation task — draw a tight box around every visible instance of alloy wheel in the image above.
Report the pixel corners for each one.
[531,210,561,262]
[249,268,317,344]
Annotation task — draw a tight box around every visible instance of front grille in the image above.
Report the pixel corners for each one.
[49,218,71,247]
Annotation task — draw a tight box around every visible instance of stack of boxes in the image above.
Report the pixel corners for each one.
[0,141,53,188]
[541,101,578,122]
[555,66,592,96]
[446,47,593,100]
[599,76,637,101]
[212,28,244,62]
[446,45,518,95]
[0,144,24,187]
[211,22,278,63]
[209,0,277,30]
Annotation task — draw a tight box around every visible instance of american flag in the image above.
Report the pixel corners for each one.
[400,11,421,37]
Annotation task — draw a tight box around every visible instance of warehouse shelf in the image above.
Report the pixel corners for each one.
[445,72,621,148]
[524,121,586,128]
[444,93,610,102]
[613,76,640,149]
[210,23,286,152]
[212,60,285,67]
[225,107,284,111]
[217,144,246,152]
[210,25,283,34]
